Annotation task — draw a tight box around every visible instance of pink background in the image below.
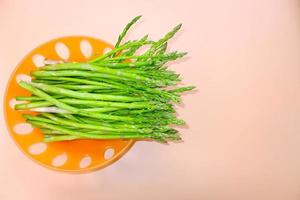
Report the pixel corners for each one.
[1,0,300,199]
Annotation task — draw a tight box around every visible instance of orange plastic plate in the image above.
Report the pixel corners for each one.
[4,36,135,173]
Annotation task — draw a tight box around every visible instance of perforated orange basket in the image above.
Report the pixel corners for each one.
[4,36,135,173]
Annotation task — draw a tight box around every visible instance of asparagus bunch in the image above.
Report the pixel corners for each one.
[15,16,195,143]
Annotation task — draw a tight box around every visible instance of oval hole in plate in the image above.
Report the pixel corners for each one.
[55,42,70,60]
[9,98,26,109]
[80,40,93,58]
[104,148,115,160]
[16,74,31,83]
[13,123,33,135]
[103,47,112,54]
[52,153,68,167]
[28,142,47,155]
[32,54,45,67]
[79,155,92,168]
